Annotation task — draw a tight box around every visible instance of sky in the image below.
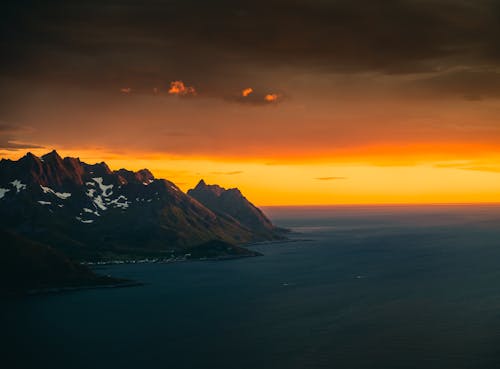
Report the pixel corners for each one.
[2,0,500,205]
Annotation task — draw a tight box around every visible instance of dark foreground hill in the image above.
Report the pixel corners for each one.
[0,229,129,295]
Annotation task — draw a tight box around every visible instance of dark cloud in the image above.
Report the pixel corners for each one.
[0,123,42,150]
[0,123,18,133]
[2,0,500,97]
[409,69,500,100]
[0,139,43,151]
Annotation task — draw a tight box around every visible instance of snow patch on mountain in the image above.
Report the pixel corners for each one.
[93,195,107,211]
[83,208,100,216]
[38,200,52,205]
[0,188,10,199]
[76,216,94,224]
[10,180,27,193]
[40,185,72,199]
[92,177,113,197]
[108,195,130,209]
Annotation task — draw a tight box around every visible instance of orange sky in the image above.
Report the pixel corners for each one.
[3,142,500,206]
[2,79,500,205]
[2,80,500,205]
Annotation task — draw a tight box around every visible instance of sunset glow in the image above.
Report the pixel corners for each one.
[3,144,500,205]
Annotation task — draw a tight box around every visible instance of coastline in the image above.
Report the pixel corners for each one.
[83,250,264,267]
[25,280,144,296]
[1,279,144,299]
[81,237,314,267]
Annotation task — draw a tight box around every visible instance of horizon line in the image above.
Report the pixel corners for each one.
[260,202,500,207]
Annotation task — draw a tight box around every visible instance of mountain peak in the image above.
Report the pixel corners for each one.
[115,168,154,184]
[21,151,41,162]
[41,150,63,163]
[193,180,225,196]
[43,149,61,157]
[188,180,276,233]
[136,169,154,179]
[19,152,38,161]
[84,161,112,176]
[18,151,43,169]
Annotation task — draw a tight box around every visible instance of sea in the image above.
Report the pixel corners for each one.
[4,204,500,369]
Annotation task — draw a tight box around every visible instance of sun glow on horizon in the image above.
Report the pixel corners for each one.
[3,144,500,206]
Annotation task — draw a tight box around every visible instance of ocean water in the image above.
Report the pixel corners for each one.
[4,204,500,369]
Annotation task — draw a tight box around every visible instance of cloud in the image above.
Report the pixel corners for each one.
[4,0,500,98]
[264,93,279,102]
[0,123,18,133]
[461,166,500,173]
[120,87,132,94]
[230,89,284,105]
[3,0,500,160]
[435,162,500,173]
[0,123,43,151]
[408,69,500,100]
[242,88,253,97]
[168,81,196,96]
[210,171,243,175]
[0,139,44,151]
[315,177,347,181]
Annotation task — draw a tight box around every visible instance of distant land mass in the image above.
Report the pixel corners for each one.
[0,150,286,293]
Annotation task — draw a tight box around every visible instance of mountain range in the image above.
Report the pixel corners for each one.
[0,150,286,293]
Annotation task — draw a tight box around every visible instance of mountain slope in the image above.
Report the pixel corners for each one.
[188,179,285,238]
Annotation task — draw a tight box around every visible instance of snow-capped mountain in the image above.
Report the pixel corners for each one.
[0,150,284,261]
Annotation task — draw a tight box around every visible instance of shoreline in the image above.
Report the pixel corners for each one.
[1,280,144,298]
[25,280,144,296]
[85,251,263,267]
[82,238,313,267]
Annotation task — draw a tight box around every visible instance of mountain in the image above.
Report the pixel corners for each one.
[0,150,283,262]
[188,180,285,238]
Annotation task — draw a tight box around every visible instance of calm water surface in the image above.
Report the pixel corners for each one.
[4,205,500,369]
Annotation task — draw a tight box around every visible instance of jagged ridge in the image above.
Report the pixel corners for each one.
[0,150,282,261]
[188,179,278,236]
